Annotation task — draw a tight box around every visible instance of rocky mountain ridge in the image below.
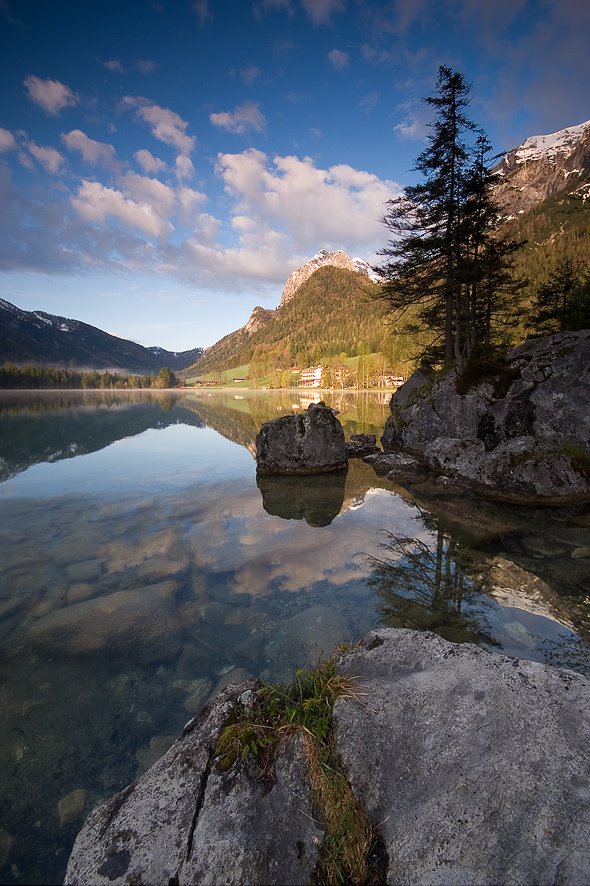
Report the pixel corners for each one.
[0,298,203,374]
[494,118,590,217]
[279,249,381,307]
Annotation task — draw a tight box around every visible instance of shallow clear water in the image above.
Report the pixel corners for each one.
[0,389,588,884]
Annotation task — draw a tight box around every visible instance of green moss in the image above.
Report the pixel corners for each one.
[214,659,384,884]
[560,443,590,478]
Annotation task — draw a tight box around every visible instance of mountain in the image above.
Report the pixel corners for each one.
[279,249,382,307]
[0,298,203,373]
[184,248,406,378]
[493,119,590,289]
[494,120,590,217]
[186,262,399,377]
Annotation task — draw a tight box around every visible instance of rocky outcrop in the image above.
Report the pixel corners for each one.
[334,629,590,886]
[493,119,590,217]
[242,305,274,336]
[382,330,590,501]
[65,682,322,886]
[255,402,347,475]
[66,629,590,886]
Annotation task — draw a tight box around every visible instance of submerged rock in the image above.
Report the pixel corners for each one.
[255,402,347,475]
[65,629,590,886]
[28,580,181,663]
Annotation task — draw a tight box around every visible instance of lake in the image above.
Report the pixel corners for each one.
[0,389,589,884]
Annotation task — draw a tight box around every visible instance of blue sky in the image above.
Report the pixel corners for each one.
[1,0,588,350]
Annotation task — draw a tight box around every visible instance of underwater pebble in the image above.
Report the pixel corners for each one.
[57,789,87,827]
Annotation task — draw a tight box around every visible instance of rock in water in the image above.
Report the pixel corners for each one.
[381,330,590,501]
[255,402,347,475]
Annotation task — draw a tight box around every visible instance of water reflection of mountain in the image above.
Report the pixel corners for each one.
[185,390,392,455]
[0,392,206,482]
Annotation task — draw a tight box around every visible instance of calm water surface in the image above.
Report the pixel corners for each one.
[0,389,589,884]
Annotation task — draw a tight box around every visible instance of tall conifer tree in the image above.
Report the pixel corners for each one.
[377,66,524,371]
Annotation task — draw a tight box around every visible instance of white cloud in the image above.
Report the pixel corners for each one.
[215,148,400,266]
[302,0,345,26]
[0,128,17,152]
[26,142,65,174]
[328,48,350,70]
[134,149,167,174]
[101,59,125,73]
[393,102,431,141]
[192,0,212,25]
[175,154,195,181]
[119,171,176,217]
[23,75,77,116]
[122,96,196,155]
[210,101,266,135]
[177,186,208,224]
[61,129,117,168]
[71,180,173,239]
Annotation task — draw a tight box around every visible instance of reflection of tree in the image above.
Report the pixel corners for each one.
[368,526,498,647]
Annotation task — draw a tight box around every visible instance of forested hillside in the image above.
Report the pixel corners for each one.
[504,183,590,295]
[185,266,420,378]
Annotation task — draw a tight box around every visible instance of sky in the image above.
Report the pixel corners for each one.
[1,0,589,351]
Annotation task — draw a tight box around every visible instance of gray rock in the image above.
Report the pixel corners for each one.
[256,402,347,475]
[383,330,590,500]
[345,433,380,458]
[65,629,590,886]
[364,450,425,481]
[65,683,322,886]
[334,629,590,886]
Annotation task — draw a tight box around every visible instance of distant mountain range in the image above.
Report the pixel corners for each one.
[0,298,203,373]
[3,119,589,377]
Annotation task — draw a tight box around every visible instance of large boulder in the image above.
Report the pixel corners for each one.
[255,402,347,475]
[334,629,590,886]
[381,330,590,501]
[65,630,590,886]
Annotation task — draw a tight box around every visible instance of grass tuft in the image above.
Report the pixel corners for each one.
[213,659,385,883]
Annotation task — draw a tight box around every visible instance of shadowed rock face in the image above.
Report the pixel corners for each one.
[255,403,347,475]
[65,630,590,886]
[382,330,590,501]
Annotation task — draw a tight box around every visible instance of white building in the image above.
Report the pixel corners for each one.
[299,365,323,388]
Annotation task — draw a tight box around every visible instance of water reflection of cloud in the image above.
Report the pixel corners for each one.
[182,482,423,595]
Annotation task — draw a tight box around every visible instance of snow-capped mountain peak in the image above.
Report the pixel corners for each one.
[512,119,590,165]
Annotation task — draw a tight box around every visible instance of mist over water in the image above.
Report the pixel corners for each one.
[0,389,588,884]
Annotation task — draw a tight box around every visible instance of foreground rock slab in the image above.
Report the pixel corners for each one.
[255,402,347,475]
[65,629,590,885]
[334,629,590,886]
